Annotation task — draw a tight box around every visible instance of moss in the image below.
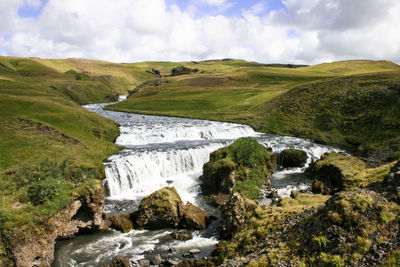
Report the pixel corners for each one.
[319,253,345,267]
[356,236,371,253]
[202,137,275,198]
[313,235,328,248]
[379,250,400,267]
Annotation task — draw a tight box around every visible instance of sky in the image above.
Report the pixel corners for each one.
[0,0,400,64]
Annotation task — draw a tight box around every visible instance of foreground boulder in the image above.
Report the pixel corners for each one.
[201,137,276,199]
[135,187,183,229]
[218,192,258,239]
[107,214,134,233]
[279,149,308,167]
[134,187,209,230]
[306,152,366,193]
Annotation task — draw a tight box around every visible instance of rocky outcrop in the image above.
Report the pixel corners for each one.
[306,152,366,193]
[201,137,276,199]
[279,149,308,167]
[289,189,400,266]
[134,187,183,229]
[218,192,258,239]
[133,187,210,230]
[11,184,111,267]
[107,214,134,233]
[179,202,210,230]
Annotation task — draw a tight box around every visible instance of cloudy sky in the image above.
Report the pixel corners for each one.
[1,0,399,64]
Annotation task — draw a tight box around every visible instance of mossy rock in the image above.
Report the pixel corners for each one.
[218,192,258,239]
[179,202,210,230]
[134,187,183,229]
[306,152,367,192]
[107,214,133,233]
[279,149,308,168]
[134,187,210,230]
[201,137,276,199]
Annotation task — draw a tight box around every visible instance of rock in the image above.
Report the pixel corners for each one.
[149,254,163,265]
[210,194,229,207]
[311,180,324,194]
[201,159,236,195]
[189,249,201,255]
[279,149,308,167]
[111,256,131,267]
[11,185,111,267]
[164,259,180,266]
[171,230,193,241]
[306,152,366,192]
[290,190,299,199]
[218,192,258,239]
[137,259,150,267]
[200,138,276,198]
[134,187,210,230]
[267,190,279,199]
[180,202,210,230]
[135,187,183,229]
[107,214,133,233]
[177,258,216,267]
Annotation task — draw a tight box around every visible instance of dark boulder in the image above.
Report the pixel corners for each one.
[290,190,299,199]
[311,180,325,194]
[279,149,308,167]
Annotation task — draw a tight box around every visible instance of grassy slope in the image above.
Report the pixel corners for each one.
[0,56,159,264]
[108,59,400,157]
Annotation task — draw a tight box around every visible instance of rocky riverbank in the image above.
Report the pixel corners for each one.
[10,185,110,267]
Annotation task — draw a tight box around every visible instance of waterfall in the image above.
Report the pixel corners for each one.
[104,143,228,203]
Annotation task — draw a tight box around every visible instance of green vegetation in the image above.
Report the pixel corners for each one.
[107,59,400,159]
[202,137,276,199]
[307,152,394,192]
[215,193,330,265]
[0,56,162,263]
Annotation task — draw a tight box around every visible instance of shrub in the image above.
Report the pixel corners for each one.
[13,158,94,206]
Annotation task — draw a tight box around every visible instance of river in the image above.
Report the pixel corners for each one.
[53,97,342,266]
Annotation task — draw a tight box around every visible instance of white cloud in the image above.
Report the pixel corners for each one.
[1,0,400,64]
[200,0,227,6]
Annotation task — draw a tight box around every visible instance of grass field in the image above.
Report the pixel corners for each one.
[108,59,400,158]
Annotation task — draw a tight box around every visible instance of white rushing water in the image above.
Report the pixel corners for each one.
[54,98,343,266]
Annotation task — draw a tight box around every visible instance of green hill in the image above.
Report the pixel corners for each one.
[108,59,400,160]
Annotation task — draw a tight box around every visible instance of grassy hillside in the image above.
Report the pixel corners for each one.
[259,72,400,157]
[0,56,160,265]
[108,59,400,159]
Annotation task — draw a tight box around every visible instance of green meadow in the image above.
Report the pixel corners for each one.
[109,59,400,157]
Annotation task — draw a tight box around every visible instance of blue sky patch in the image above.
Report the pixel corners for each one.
[18,0,49,18]
[166,0,285,18]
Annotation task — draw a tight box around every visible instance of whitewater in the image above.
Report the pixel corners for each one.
[53,97,342,266]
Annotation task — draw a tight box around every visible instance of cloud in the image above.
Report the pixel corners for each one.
[0,0,400,64]
[200,0,228,6]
